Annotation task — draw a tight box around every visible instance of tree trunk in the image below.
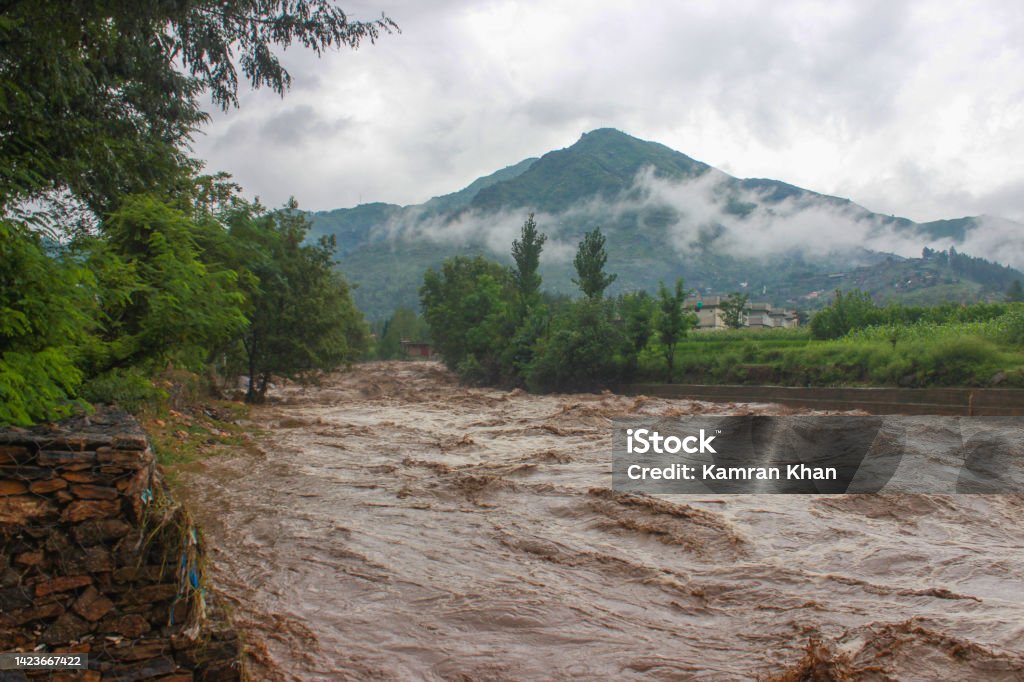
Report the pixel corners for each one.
[244,336,260,404]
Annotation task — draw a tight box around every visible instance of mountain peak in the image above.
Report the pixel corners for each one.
[578,127,633,140]
[468,129,710,213]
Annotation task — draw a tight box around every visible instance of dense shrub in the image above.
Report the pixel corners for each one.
[526,299,625,392]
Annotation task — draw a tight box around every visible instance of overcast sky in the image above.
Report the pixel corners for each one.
[191,0,1024,224]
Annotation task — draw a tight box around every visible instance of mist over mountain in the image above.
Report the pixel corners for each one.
[310,129,1024,319]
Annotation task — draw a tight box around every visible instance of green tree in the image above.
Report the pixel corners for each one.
[510,213,547,312]
[656,279,696,383]
[720,292,749,329]
[226,198,368,403]
[420,256,514,383]
[96,194,248,371]
[810,289,880,340]
[376,308,430,359]
[1006,280,1024,303]
[0,222,95,425]
[526,299,624,392]
[572,227,617,299]
[619,291,654,378]
[0,1,397,214]
[0,1,392,423]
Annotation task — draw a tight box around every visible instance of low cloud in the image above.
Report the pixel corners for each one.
[370,165,1024,271]
[375,206,580,264]
[635,168,927,261]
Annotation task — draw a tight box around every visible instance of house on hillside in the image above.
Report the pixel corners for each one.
[685,296,799,330]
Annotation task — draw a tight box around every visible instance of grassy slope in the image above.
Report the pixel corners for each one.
[636,315,1024,388]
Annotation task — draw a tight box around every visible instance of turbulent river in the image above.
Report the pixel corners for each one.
[178,361,1024,680]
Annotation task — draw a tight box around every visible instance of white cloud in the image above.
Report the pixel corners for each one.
[191,0,1024,226]
[369,165,1024,270]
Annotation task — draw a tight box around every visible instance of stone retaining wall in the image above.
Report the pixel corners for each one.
[623,383,1024,415]
[0,408,242,681]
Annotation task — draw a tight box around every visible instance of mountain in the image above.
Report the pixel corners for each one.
[310,129,1024,319]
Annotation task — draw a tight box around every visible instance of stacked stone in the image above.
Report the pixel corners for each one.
[0,408,241,681]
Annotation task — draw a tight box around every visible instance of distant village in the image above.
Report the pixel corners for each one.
[398,295,800,359]
[685,296,800,330]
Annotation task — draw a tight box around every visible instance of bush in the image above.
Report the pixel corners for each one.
[913,336,1001,385]
[526,299,625,392]
[81,368,167,415]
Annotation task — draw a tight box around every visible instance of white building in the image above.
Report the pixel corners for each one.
[684,296,799,330]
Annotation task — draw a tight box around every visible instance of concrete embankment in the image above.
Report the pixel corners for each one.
[624,383,1024,415]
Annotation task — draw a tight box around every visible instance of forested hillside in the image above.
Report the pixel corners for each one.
[311,129,1024,319]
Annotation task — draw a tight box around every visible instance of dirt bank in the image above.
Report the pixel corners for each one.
[177,361,1024,680]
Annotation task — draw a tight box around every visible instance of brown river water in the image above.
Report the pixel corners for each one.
[177,361,1024,680]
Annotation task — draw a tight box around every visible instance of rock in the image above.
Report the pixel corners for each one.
[52,672,100,682]
[112,565,163,583]
[0,495,57,524]
[0,464,52,479]
[45,530,73,553]
[70,484,120,500]
[0,479,28,495]
[73,586,115,622]
[62,499,122,523]
[123,583,179,605]
[4,601,65,626]
[104,656,178,681]
[1,566,20,587]
[72,519,133,545]
[118,466,152,496]
[104,613,152,638]
[62,471,100,483]
[110,639,171,662]
[111,434,148,450]
[22,525,51,539]
[97,446,149,466]
[196,659,241,682]
[30,477,69,494]
[41,611,92,645]
[81,546,115,573]
[0,444,34,465]
[4,535,32,554]
[0,586,34,611]
[41,436,94,451]
[177,640,239,668]
[35,574,93,597]
[113,535,145,563]
[38,450,97,467]
[53,642,91,653]
[171,599,189,625]
[14,550,44,566]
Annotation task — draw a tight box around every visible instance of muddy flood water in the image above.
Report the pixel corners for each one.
[178,361,1024,680]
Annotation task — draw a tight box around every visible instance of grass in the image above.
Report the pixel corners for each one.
[143,401,254,469]
[636,315,1024,388]
[89,369,264,480]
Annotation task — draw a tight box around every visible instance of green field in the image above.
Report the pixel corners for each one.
[638,310,1024,388]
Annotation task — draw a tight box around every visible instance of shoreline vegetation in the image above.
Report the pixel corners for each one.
[1,2,393,429]
[413,214,1024,394]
